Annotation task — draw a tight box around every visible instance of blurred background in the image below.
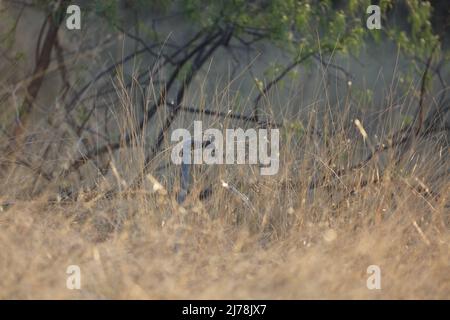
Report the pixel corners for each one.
[0,0,449,299]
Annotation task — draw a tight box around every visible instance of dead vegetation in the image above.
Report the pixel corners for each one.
[0,84,449,298]
[0,1,449,300]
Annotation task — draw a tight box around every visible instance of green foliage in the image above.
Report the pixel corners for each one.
[0,0,444,104]
[5,0,440,64]
[386,0,439,57]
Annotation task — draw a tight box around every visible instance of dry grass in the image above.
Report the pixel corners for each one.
[0,67,449,300]
[0,175,449,299]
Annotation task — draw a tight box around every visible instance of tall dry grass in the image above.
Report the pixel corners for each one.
[0,66,449,299]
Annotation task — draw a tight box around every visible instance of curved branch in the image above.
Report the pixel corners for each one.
[253,51,315,121]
